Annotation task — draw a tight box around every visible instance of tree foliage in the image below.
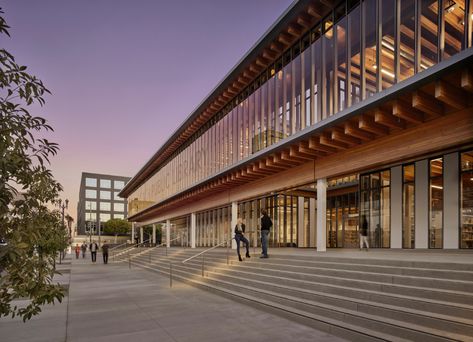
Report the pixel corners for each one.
[103,218,131,236]
[0,8,66,321]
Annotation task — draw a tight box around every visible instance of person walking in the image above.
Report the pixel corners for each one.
[234,218,251,262]
[102,240,110,264]
[360,217,369,251]
[74,244,80,259]
[260,209,272,258]
[90,241,99,262]
[81,242,87,258]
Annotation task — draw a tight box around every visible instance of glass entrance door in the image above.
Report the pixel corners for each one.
[327,192,359,248]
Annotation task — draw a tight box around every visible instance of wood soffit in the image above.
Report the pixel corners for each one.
[129,60,473,222]
[121,0,333,198]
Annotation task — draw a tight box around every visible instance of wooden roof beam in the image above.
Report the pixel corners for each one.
[280,150,306,164]
[296,14,313,29]
[319,133,349,150]
[359,114,389,136]
[374,108,406,129]
[270,41,285,53]
[331,127,361,146]
[435,80,467,110]
[262,49,278,60]
[308,136,337,153]
[290,145,317,160]
[255,57,270,68]
[461,69,473,92]
[393,100,424,124]
[307,5,322,19]
[344,121,375,141]
[243,69,257,79]
[412,90,444,117]
[249,63,263,74]
[278,32,293,46]
[287,24,303,37]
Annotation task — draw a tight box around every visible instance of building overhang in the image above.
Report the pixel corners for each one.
[120,0,337,199]
[128,48,473,222]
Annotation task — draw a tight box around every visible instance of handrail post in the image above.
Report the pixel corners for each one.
[128,253,131,269]
[169,262,173,288]
[202,254,204,277]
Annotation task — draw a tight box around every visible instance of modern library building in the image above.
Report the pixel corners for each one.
[120,0,473,250]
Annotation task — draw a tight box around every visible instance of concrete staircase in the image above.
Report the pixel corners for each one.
[119,248,473,342]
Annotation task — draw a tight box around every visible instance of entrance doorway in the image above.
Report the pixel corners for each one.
[327,192,359,248]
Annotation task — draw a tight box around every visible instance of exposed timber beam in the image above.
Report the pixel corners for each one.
[392,100,424,124]
[412,90,444,117]
[435,80,467,110]
[374,109,405,129]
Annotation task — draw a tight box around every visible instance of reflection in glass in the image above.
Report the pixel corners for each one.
[399,0,416,81]
[381,0,396,88]
[429,158,443,248]
[403,164,415,248]
[461,151,473,248]
[364,0,377,97]
[348,5,361,105]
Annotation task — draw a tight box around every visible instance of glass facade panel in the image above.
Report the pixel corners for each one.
[403,164,415,249]
[461,151,473,248]
[420,0,439,71]
[336,17,348,111]
[100,179,111,188]
[114,203,125,212]
[399,0,416,81]
[85,201,96,210]
[85,178,97,187]
[381,0,396,88]
[348,5,362,105]
[114,213,125,220]
[323,26,334,118]
[100,202,111,211]
[85,189,97,199]
[363,0,378,97]
[302,42,312,126]
[443,0,465,59]
[429,157,443,248]
[360,170,390,248]
[293,54,302,131]
[100,213,111,222]
[114,180,125,190]
[100,190,111,200]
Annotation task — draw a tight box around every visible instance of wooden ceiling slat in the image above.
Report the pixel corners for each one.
[435,80,467,110]
[412,91,444,117]
[374,109,406,129]
[393,100,424,124]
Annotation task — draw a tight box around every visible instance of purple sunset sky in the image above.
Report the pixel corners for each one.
[3,0,293,224]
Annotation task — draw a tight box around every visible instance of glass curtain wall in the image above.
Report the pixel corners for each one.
[129,0,472,209]
[403,164,415,249]
[429,158,443,248]
[461,151,473,249]
[327,192,359,248]
[360,170,390,248]
[195,206,230,247]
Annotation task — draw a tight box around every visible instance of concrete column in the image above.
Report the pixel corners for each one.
[415,159,429,249]
[140,226,144,244]
[166,220,171,248]
[297,197,305,247]
[191,213,196,248]
[390,166,403,249]
[316,178,327,252]
[309,198,316,248]
[231,202,237,249]
[444,152,459,249]
[131,222,135,244]
[152,224,156,245]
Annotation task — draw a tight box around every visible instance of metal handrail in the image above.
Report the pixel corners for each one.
[182,239,232,264]
[109,240,131,252]
[128,235,180,267]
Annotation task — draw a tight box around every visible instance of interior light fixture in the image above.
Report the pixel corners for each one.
[372,64,395,78]
[431,185,444,189]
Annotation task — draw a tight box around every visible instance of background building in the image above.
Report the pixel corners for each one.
[120,0,473,250]
[77,172,131,235]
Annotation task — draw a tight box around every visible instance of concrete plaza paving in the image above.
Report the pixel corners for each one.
[0,253,345,342]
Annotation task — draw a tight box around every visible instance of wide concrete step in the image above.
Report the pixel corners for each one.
[129,258,467,342]
[132,255,473,340]
[161,253,473,307]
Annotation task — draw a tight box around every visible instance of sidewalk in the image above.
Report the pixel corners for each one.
[0,253,344,342]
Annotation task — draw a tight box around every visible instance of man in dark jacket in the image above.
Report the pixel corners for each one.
[234,218,250,262]
[360,217,369,251]
[102,240,110,264]
[260,209,272,258]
